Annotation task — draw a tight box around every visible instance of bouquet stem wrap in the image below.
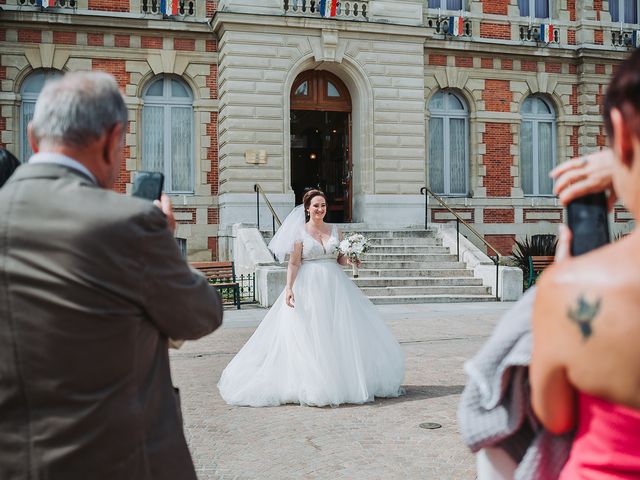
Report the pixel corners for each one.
[336,233,370,280]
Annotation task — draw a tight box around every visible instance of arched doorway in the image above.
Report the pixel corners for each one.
[290,70,352,222]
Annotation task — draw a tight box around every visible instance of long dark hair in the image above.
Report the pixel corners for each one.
[302,189,328,222]
[0,148,20,188]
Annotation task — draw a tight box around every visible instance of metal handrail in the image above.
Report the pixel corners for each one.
[420,186,500,301]
[254,184,282,234]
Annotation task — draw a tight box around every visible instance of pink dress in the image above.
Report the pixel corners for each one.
[559,392,640,479]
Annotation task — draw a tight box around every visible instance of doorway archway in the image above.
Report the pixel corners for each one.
[290,70,352,222]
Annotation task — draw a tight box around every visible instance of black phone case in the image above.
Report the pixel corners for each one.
[566,192,610,256]
[132,171,164,201]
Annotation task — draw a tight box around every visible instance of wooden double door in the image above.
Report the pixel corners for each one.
[290,71,352,223]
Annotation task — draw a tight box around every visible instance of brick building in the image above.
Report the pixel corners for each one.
[0,0,635,259]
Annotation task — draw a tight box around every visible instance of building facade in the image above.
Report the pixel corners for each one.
[1,0,636,259]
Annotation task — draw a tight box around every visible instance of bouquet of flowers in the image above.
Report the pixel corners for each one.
[336,233,370,278]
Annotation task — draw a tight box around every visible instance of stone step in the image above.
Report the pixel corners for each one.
[367,245,450,254]
[342,229,437,238]
[368,294,496,305]
[361,261,467,269]
[347,268,474,277]
[363,253,459,263]
[353,277,484,287]
[361,285,491,296]
[367,237,443,246]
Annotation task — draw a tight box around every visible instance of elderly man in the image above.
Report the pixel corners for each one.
[0,71,223,479]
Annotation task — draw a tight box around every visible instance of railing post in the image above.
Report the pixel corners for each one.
[254,184,260,230]
[495,256,499,301]
[420,187,428,230]
[456,218,460,261]
[272,216,275,236]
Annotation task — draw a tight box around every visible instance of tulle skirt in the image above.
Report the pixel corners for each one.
[217,258,405,407]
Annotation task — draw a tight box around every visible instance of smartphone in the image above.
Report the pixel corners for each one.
[566,192,610,256]
[132,171,164,201]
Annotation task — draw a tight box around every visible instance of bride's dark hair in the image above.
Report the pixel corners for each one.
[302,189,328,222]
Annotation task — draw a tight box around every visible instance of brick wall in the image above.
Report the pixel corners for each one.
[174,38,195,51]
[480,23,511,40]
[207,237,218,260]
[482,80,511,112]
[455,56,473,68]
[521,60,537,72]
[206,0,217,17]
[482,0,509,15]
[207,208,219,224]
[428,54,447,66]
[18,29,42,43]
[594,30,603,45]
[207,112,218,195]
[53,31,77,45]
[141,36,163,49]
[485,234,516,256]
[88,0,129,12]
[115,34,130,48]
[206,64,217,99]
[483,123,513,197]
[92,58,129,90]
[483,208,515,224]
[88,33,104,46]
[0,117,6,148]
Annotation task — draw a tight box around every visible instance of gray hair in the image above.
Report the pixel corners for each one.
[30,71,128,148]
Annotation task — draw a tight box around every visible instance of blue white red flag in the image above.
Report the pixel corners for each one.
[319,0,337,18]
[448,16,464,36]
[160,0,178,16]
[37,0,52,7]
[540,24,554,43]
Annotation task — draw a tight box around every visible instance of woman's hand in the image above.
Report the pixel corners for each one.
[347,258,361,268]
[554,224,573,263]
[285,286,295,308]
[550,149,617,209]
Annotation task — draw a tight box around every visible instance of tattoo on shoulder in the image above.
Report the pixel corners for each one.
[567,294,601,340]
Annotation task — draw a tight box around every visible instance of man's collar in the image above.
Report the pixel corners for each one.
[29,152,98,184]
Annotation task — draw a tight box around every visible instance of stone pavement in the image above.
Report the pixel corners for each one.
[170,301,516,480]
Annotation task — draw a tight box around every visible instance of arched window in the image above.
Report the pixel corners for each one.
[428,90,469,195]
[20,69,62,162]
[142,76,194,193]
[520,95,556,195]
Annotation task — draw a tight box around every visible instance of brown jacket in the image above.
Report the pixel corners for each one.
[0,163,223,479]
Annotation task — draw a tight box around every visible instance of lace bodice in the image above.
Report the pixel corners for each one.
[300,224,339,261]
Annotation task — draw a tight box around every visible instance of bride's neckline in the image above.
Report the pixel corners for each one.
[304,224,334,253]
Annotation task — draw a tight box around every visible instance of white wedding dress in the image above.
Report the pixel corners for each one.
[217,224,405,407]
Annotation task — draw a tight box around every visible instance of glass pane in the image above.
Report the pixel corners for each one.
[171,107,192,192]
[447,93,464,111]
[522,97,533,114]
[611,0,620,21]
[518,0,530,16]
[538,122,554,194]
[429,0,441,8]
[428,117,445,193]
[537,98,551,114]
[171,79,190,98]
[22,101,36,162]
[449,118,467,194]
[294,81,308,96]
[447,0,462,9]
[535,0,549,18]
[21,72,46,95]
[142,106,164,174]
[146,78,164,97]
[624,0,637,23]
[521,121,533,194]
[327,81,340,98]
[429,91,445,111]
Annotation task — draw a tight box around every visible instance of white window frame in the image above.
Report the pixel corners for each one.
[519,0,551,18]
[428,90,469,196]
[610,0,640,24]
[521,96,557,196]
[20,69,62,163]
[142,76,195,194]
[427,0,469,12]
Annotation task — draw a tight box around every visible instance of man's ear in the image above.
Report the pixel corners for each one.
[610,108,634,168]
[27,123,39,154]
[105,123,124,165]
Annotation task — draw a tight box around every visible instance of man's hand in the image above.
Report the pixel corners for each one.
[550,149,617,210]
[154,194,177,233]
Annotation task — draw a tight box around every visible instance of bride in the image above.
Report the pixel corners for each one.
[217,189,405,407]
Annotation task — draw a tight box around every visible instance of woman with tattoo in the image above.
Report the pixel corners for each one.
[531,49,640,479]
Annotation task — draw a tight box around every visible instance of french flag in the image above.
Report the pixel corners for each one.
[160,0,178,16]
[319,0,337,17]
[36,0,52,7]
[448,16,464,36]
[540,24,554,43]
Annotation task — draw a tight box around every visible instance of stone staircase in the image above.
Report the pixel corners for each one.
[344,229,496,304]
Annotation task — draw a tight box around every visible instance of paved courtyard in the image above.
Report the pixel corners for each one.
[170,301,515,480]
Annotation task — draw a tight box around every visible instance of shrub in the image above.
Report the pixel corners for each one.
[512,234,558,288]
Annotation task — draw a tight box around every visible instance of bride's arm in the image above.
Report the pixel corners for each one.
[285,241,303,308]
[336,228,348,266]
